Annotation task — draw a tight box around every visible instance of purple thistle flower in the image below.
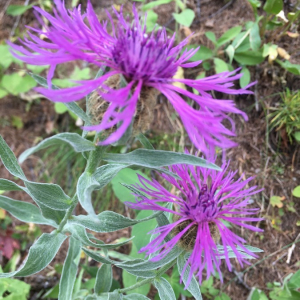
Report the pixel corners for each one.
[9,0,254,154]
[125,160,263,286]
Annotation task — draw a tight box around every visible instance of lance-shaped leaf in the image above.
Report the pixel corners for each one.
[0,231,67,278]
[25,181,72,210]
[63,224,134,249]
[68,211,161,233]
[177,254,202,300]
[83,248,115,265]
[108,291,123,300]
[118,246,183,275]
[19,133,95,163]
[103,149,221,170]
[95,264,112,295]
[0,135,27,181]
[124,294,150,300]
[136,133,154,150]
[117,259,156,278]
[0,179,23,191]
[0,195,56,227]
[77,172,100,215]
[29,73,90,123]
[154,277,176,300]
[59,237,81,300]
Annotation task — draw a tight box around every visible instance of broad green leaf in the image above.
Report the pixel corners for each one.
[1,74,36,95]
[0,277,30,300]
[95,264,112,294]
[217,26,242,47]
[54,102,68,114]
[0,195,56,226]
[294,132,300,142]
[240,67,251,88]
[6,4,33,16]
[154,277,176,300]
[0,45,14,69]
[122,271,151,296]
[205,32,217,45]
[214,58,229,73]
[276,60,300,75]
[103,149,221,170]
[263,0,283,14]
[0,88,8,99]
[0,136,27,181]
[292,186,300,198]
[288,269,300,290]
[19,133,95,163]
[173,9,195,27]
[234,50,264,65]
[270,195,284,208]
[29,73,89,122]
[0,232,67,278]
[249,22,261,51]
[248,0,261,9]
[145,10,158,32]
[123,294,150,300]
[111,168,150,203]
[26,64,49,74]
[58,237,81,300]
[177,254,202,300]
[225,45,235,64]
[142,0,173,10]
[183,45,213,61]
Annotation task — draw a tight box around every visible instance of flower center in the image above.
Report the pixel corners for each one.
[183,185,220,222]
[112,27,178,83]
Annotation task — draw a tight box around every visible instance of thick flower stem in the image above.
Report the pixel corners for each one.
[86,144,106,174]
[117,259,177,294]
[56,195,78,233]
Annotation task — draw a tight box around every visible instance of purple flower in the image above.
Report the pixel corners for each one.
[125,160,263,286]
[10,0,254,154]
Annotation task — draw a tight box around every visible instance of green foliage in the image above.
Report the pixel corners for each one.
[268,89,300,143]
[0,275,30,300]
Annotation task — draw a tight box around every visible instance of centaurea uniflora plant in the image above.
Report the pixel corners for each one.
[0,1,264,300]
[9,0,255,155]
[125,159,263,287]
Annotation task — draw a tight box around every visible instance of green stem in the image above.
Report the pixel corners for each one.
[86,144,106,174]
[56,195,78,233]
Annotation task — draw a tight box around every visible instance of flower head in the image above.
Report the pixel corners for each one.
[10,1,254,154]
[125,160,263,286]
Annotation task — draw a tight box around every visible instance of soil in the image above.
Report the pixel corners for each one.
[0,0,300,300]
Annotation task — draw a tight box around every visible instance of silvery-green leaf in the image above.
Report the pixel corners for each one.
[0,179,23,191]
[83,248,115,265]
[59,237,81,300]
[63,224,134,249]
[0,135,27,181]
[95,264,112,295]
[93,164,130,190]
[29,73,89,122]
[25,181,72,210]
[19,133,95,163]
[123,294,150,300]
[154,277,176,300]
[0,195,56,227]
[108,291,123,300]
[103,149,221,170]
[136,133,154,150]
[177,254,202,300]
[217,245,263,259]
[68,211,161,233]
[0,231,67,278]
[116,258,156,278]
[77,172,99,215]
